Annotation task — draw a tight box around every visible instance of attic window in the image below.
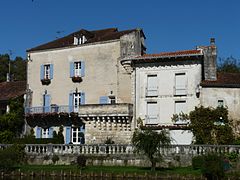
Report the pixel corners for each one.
[74,35,87,45]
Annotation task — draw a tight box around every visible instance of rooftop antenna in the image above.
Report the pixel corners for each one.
[56,30,64,39]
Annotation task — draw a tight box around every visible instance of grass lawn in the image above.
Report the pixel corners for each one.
[17,165,201,176]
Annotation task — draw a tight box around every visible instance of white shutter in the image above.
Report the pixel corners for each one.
[175,101,187,124]
[147,75,158,96]
[146,102,158,124]
[175,73,186,95]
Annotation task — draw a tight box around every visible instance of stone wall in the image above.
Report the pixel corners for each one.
[3,144,238,167]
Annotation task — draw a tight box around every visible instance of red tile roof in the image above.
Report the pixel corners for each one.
[0,81,26,101]
[133,49,202,60]
[201,73,240,87]
[27,28,142,52]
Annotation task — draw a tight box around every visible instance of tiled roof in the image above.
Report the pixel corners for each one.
[0,81,26,101]
[27,28,141,52]
[132,49,202,60]
[201,73,240,88]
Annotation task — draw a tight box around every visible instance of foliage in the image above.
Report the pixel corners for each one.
[192,156,205,170]
[0,54,26,82]
[171,112,190,123]
[0,96,25,143]
[104,137,114,144]
[51,154,59,164]
[201,154,225,180]
[132,129,171,171]
[0,130,15,143]
[225,152,238,162]
[0,144,26,171]
[218,56,240,73]
[189,106,234,144]
[76,155,87,169]
[52,126,64,144]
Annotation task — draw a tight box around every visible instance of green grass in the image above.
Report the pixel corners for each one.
[16,165,201,176]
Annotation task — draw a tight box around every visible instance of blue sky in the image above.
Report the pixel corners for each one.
[0,0,240,60]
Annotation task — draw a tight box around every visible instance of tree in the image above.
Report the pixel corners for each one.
[218,56,240,73]
[131,128,171,171]
[0,54,26,82]
[189,106,234,145]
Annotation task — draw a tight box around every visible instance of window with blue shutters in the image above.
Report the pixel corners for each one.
[49,127,53,138]
[70,61,85,78]
[41,64,53,85]
[69,93,73,112]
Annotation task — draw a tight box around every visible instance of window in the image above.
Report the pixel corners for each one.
[44,65,50,79]
[42,128,49,138]
[74,62,81,77]
[174,101,187,124]
[146,75,158,97]
[109,96,116,104]
[175,73,187,96]
[70,61,85,78]
[40,64,53,80]
[74,35,87,45]
[218,100,224,107]
[72,125,85,144]
[146,102,158,124]
[73,92,81,112]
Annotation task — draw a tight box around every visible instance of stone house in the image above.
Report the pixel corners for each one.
[25,28,146,144]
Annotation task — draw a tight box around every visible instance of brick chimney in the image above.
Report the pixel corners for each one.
[198,38,217,81]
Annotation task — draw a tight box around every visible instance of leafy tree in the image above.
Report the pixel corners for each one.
[0,96,25,143]
[132,128,171,171]
[218,56,240,73]
[0,54,26,82]
[189,106,234,144]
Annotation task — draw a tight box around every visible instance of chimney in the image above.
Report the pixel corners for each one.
[198,38,217,81]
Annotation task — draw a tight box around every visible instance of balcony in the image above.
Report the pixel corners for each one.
[25,104,133,127]
[26,103,133,116]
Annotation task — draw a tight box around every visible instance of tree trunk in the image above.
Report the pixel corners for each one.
[151,161,156,171]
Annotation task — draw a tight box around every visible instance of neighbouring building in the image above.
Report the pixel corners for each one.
[25,28,146,144]
[0,81,26,115]
[122,38,240,144]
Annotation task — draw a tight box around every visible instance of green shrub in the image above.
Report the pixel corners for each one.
[51,154,59,164]
[225,152,238,162]
[0,130,15,143]
[105,137,114,144]
[201,154,225,180]
[0,144,25,171]
[192,156,204,170]
[76,155,87,169]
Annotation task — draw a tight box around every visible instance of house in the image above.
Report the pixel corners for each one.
[0,81,26,115]
[121,38,238,144]
[25,28,146,144]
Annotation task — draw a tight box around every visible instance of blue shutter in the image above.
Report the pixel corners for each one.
[40,65,44,80]
[50,64,53,79]
[69,93,73,112]
[65,126,71,144]
[44,94,51,112]
[49,127,53,138]
[81,92,85,105]
[70,62,74,77]
[36,127,42,138]
[99,96,109,104]
[81,61,85,77]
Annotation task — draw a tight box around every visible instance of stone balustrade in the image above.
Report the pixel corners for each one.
[1,144,240,156]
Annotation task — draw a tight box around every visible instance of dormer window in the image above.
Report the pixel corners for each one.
[74,35,87,45]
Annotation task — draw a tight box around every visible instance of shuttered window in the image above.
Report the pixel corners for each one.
[146,75,158,97]
[146,102,158,124]
[175,73,187,96]
[70,61,85,78]
[174,101,187,124]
